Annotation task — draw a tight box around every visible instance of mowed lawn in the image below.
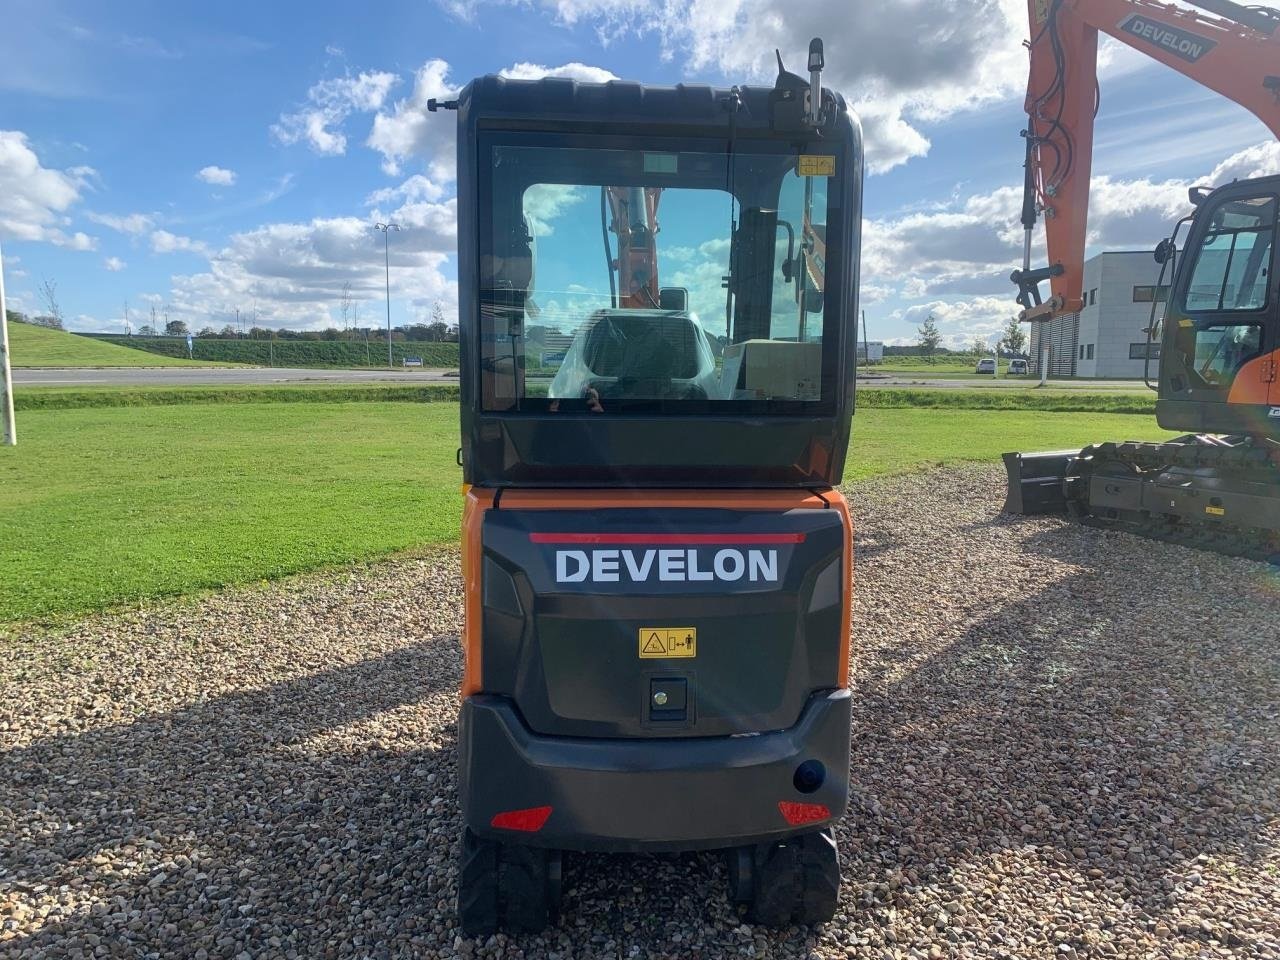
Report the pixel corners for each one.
[7,321,217,367]
[0,402,1176,623]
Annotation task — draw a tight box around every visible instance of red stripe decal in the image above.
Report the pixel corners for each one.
[528,533,805,545]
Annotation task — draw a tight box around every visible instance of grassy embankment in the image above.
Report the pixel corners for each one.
[7,321,218,367]
[0,397,1174,624]
[82,334,460,368]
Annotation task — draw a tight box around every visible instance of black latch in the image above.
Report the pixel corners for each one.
[427,98,459,112]
[649,678,688,722]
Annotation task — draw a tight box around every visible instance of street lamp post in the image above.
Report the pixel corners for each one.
[375,222,401,368]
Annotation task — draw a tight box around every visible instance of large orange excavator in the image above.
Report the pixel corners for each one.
[1005,0,1280,560]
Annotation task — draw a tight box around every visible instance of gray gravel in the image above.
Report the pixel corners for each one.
[2,464,1277,959]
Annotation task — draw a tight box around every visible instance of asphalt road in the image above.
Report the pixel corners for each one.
[12,366,1146,391]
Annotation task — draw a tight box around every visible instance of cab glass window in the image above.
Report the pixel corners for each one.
[478,137,842,414]
[1184,196,1276,312]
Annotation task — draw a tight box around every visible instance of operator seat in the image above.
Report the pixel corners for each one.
[582,313,707,400]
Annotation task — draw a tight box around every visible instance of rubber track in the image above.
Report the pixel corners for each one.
[1067,438,1280,562]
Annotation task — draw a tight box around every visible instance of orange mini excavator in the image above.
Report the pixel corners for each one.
[1006,0,1280,560]
[432,40,864,934]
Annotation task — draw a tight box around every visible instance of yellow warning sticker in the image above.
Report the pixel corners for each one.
[797,155,836,178]
[1206,506,1226,517]
[638,627,697,659]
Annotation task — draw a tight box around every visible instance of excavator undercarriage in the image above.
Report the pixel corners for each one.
[1006,437,1280,562]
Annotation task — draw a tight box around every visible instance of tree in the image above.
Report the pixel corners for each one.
[1000,315,1027,355]
[6,309,29,325]
[970,335,990,357]
[36,278,63,330]
[197,327,216,338]
[165,319,189,337]
[137,324,156,336]
[917,313,942,356]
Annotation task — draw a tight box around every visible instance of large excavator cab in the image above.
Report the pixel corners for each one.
[449,51,863,935]
[1157,179,1280,433]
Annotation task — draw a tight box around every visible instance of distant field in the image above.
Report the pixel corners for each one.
[0,402,1175,623]
[86,334,460,368]
[870,356,983,374]
[7,322,216,368]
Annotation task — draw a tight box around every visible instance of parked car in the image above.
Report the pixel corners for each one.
[975,358,997,374]
[1008,358,1029,375]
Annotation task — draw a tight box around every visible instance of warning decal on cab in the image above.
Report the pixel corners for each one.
[638,627,697,659]
[797,155,836,177]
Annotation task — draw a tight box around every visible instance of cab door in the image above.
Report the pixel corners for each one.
[1162,187,1279,432]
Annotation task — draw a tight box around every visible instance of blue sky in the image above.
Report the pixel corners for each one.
[2,0,1278,346]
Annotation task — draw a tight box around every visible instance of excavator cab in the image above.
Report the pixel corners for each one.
[1156,179,1280,432]
[447,43,863,935]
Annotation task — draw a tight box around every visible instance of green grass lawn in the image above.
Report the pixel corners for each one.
[7,321,220,367]
[0,402,1176,624]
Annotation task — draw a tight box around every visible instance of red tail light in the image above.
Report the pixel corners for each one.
[490,806,553,832]
[778,801,830,826]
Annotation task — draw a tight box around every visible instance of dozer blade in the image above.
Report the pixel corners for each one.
[1001,450,1076,515]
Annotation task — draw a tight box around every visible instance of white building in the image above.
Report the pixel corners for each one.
[1029,251,1168,379]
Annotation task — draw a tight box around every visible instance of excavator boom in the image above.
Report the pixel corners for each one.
[1017,0,1280,317]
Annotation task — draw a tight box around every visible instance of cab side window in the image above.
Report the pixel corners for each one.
[1177,195,1275,390]
[1185,196,1275,312]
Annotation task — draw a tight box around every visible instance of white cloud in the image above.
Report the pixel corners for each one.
[60,231,97,251]
[522,184,586,237]
[367,59,457,178]
[364,173,446,207]
[104,256,126,271]
[151,230,211,255]
[860,283,894,305]
[1205,141,1280,182]
[893,296,1017,349]
[442,0,1028,174]
[366,59,617,179]
[66,313,107,332]
[197,165,237,186]
[0,130,98,248]
[164,198,458,329]
[86,211,154,234]
[499,62,618,84]
[868,138,1280,344]
[273,70,398,156]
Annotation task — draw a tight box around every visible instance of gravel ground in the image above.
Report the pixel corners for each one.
[2,464,1277,959]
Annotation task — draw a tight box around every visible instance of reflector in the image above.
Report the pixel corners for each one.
[778,801,830,826]
[489,806,553,832]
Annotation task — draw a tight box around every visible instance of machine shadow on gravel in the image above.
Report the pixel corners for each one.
[844,529,1280,924]
[0,641,462,957]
